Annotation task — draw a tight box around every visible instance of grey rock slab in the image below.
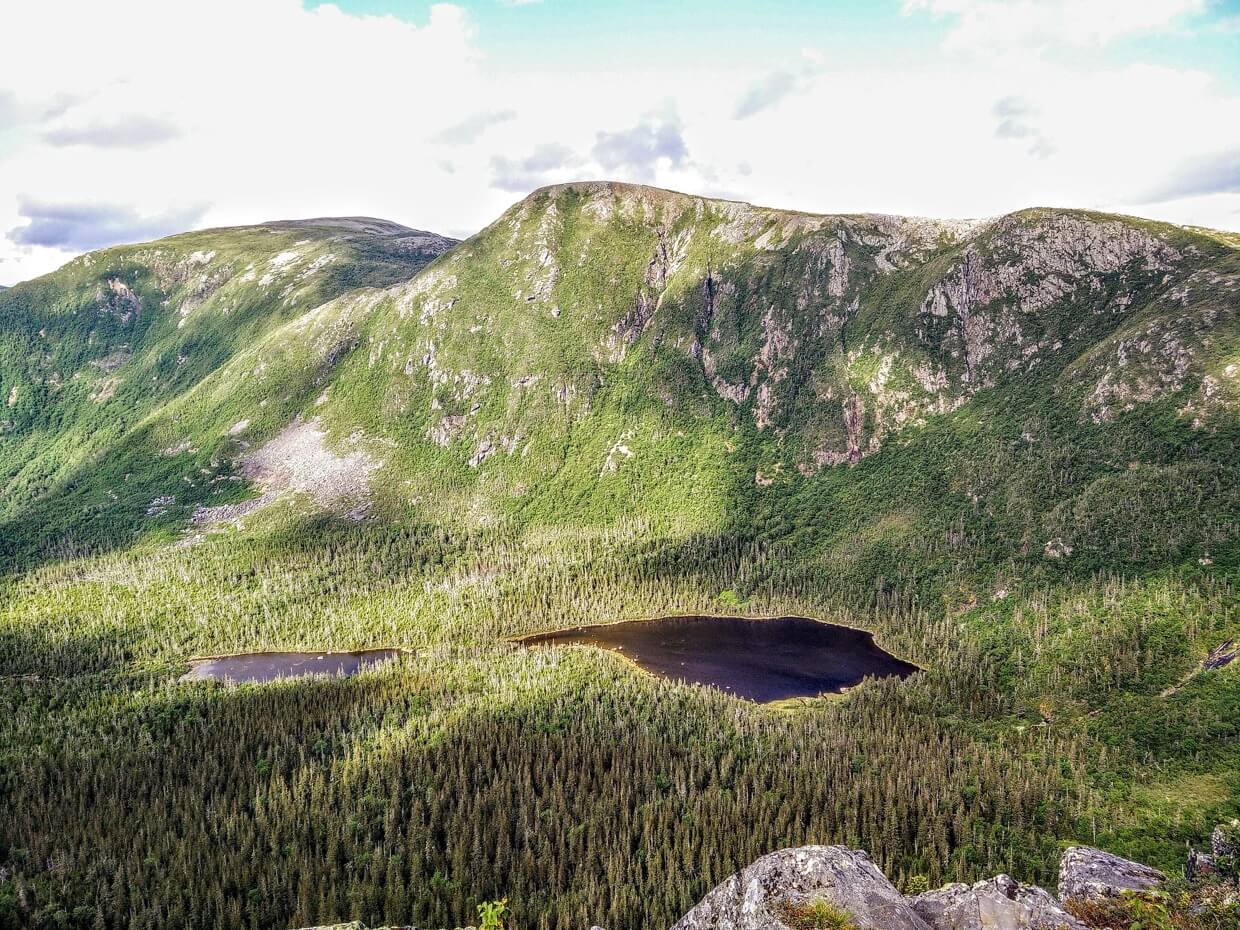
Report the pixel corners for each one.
[670,844,930,930]
[911,874,1086,930]
[1058,846,1165,901]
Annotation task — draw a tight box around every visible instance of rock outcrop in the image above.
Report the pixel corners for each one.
[1056,846,1166,901]
[673,843,1184,930]
[294,838,1236,930]
[1214,820,1240,860]
[1186,847,1218,882]
[670,845,930,930]
[1190,819,1240,880]
[910,875,1086,930]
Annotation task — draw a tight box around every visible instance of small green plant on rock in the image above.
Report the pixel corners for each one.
[477,898,508,930]
[904,874,930,895]
[1124,893,1174,930]
[777,897,857,930]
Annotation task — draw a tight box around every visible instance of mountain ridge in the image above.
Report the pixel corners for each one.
[518,180,1240,239]
[1,185,1235,563]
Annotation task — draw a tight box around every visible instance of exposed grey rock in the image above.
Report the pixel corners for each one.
[1213,820,1240,859]
[99,276,141,323]
[911,874,1086,930]
[191,492,277,526]
[1185,848,1217,882]
[146,494,176,517]
[670,844,930,930]
[467,437,495,467]
[1203,641,1236,671]
[1058,846,1165,901]
[240,417,378,509]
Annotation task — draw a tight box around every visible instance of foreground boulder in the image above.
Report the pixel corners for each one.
[1057,846,1165,901]
[670,845,930,930]
[910,875,1086,930]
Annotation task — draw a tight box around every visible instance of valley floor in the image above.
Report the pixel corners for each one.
[1,513,1236,930]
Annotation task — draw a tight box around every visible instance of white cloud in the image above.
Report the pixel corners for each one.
[0,0,486,282]
[904,0,1206,52]
[1141,148,1240,202]
[992,96,1055,158]
[9,198,207,251]
[734,71,800,120]
[0,0,1236,285]
[592,113,689,177]
[433,110,517,145]
[42,114,181,149]
[490,143,583,192]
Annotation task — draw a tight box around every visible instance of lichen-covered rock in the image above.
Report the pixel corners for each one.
[1058,846,1165,901]
[1186,848,1218,882]
[1213,820,1240,860]
[670,845,930,930]
[910,874,1086,930]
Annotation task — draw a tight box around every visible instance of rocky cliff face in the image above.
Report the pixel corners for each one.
[353,183,1235,482]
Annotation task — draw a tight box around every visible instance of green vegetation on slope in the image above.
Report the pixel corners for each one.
[0,217,454,563]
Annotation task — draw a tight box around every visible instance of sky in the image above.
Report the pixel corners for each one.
[1,0,1239,284]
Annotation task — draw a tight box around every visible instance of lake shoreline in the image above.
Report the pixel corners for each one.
[515,614,920,703]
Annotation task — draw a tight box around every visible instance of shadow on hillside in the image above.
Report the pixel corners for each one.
[2,652,438,926]
[0,620,139,679]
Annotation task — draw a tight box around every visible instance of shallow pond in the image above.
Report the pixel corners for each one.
[181,649,401,684]
[518,615,916,702]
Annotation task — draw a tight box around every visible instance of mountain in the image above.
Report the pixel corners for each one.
[2,182,1235,571]
[316,181,1236,538]
[0,217,455,556]
[1,184,1237,930]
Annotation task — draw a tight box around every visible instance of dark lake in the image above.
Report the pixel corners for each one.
[181,649,401,684]
[518,615,917,702]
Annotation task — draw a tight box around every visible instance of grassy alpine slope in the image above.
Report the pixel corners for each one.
[0,217,455,560]
[0,183,1237,930]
